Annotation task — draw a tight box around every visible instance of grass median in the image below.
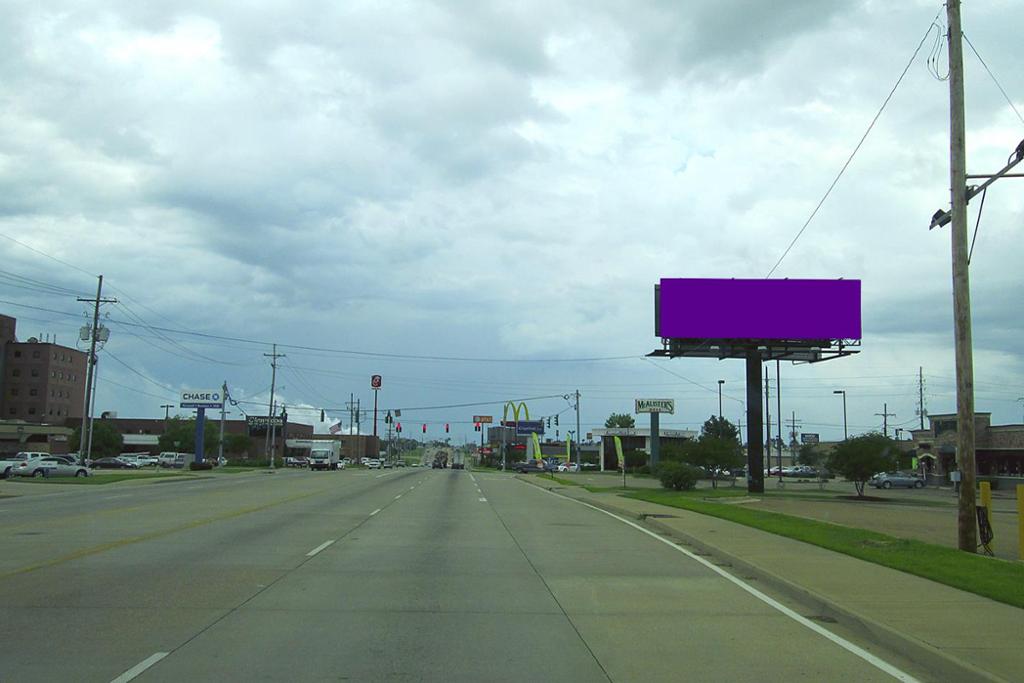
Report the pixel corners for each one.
[8,472,191,485]
[625,489,1024,609]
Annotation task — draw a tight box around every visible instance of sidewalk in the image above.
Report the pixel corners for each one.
[521,477,1024,683]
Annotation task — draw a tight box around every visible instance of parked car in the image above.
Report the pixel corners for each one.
[91,457,139,470]
[132,455,159,467]
[157,452,179,467]
[870,472,925,489]
[366,459,381,469]
[13,455,90,478]
[513,460,545,473]
[2,451,49,478]
[285,456,309,467]
[381,460,393,469]
[395,460,406,468]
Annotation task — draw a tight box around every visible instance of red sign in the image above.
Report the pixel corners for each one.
[371,374,382,389]
[479,447,493,455]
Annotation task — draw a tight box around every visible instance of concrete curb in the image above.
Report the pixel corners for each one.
[517,476,1006,683]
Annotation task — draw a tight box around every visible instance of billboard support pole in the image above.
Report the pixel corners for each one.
[746,349,765,493]
[650,412,660,468]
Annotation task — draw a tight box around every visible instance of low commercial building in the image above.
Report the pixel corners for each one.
[910,413,1024,488]
[592,427,698,470]
[0,420,74,456]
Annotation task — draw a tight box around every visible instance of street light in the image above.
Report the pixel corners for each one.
[717,380,725,419]
[833,390,848,440]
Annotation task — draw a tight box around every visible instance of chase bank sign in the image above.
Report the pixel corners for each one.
[180,390,224,409]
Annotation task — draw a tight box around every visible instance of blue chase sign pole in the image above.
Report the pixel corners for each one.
[180,390,225,466]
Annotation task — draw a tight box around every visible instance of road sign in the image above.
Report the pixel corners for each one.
[180,390,223,409]
[635,399,675,414]
[515,420,545,436]
[800,433,820,445]
[371,375,382,389]
[473,415,493,423]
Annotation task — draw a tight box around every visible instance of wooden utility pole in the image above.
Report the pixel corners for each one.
[946,0,977,552]
[875,403,896,438]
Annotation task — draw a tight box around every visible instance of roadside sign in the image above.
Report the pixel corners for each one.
[515,420,545,436]
[371,375,382,389]
[180,389,223,409]
[800,433,820,445]
[473,415,493,424]
[635,399,675,414]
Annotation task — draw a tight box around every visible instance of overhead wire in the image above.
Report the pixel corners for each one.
[764,6,944,278]
[963,32,1024,126]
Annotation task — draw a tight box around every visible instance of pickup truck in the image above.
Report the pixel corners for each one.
[2,452,49,478]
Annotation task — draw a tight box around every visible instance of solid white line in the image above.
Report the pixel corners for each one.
[375,474,387,478]
[102,495,130,501]
[306,540,335,557]
[478,497,487,502]
[370,508,381,516]
[394,494,403,500]
[109,652,169,683]
[469,473,477,483]
[540,488,920,683]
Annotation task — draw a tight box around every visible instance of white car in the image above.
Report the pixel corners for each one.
[14,455,90,478]
[366,459,381,469]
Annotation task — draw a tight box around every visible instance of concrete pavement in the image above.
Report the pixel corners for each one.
[519,474,1024,683]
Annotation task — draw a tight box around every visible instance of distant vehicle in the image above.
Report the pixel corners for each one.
[341,458,352,466]
[432,451,449,469]
[91,457,138,470]
[513,460,544,474]
[870,472,925,489]
[13,455,90,478]
[309,442,341,471]
[2,452,48,478]
[158,452,180,467]
[133,455,159,467]
[366,459,381,469]
[360,457,370,465]
[381,460,393,469]
[580,463,599,470]
[285,456,308,467]
[395,460,406,468]
[450,451,465,470]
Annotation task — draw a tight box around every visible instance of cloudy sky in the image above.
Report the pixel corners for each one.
[2,0,1022,444]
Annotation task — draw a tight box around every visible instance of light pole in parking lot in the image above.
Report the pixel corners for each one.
[717,380,725,418]
[833,390,848,440]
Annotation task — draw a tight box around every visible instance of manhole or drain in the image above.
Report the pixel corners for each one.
[15,531,44,536]
[804,614,838,624]
[713,562,733,568]
[643,513,677,519]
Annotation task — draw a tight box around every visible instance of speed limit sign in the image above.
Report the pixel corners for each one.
[371,374,382,389]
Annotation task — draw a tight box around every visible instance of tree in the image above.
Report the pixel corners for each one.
[223,434,253,457]
[686,436,744,488]
[827,433,899,497]
[69,421,123,458]
[158,416,220,454]
[701,415,739,443]
[796,443,826,470]
[605,413,635,428]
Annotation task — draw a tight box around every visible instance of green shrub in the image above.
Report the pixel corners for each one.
[658,461,700,491]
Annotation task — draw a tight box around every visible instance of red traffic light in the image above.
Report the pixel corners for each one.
[397,422,402,432]
[422,424,427,433]
[445,423,449,433]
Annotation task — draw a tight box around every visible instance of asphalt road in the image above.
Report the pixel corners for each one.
[0,468,925,682]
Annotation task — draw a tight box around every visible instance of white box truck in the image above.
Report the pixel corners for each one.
[309,441,342,471]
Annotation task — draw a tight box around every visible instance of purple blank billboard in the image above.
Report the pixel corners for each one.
[658,278,861,341]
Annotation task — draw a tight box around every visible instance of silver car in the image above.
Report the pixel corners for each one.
[14,455,91,478]
[870,472,925,489]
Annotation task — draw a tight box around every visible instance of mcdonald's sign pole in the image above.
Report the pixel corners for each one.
[371,375,382,437]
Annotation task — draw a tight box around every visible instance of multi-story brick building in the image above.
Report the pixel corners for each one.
[0,314,87,423]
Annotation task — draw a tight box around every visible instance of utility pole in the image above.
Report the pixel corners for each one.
[263,344,284,469]
[876,403,896,438]
[945,0,977,553]
[218,380,227,464]
[575,389,581,465]
[918,367,926,431]
[76,275,116,466]
[775,360,783,479]
[161,404,173,420]
[717,380,724,419]
[764,368,771,460]
[788,412,802,448]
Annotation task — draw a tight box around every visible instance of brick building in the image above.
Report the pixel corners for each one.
[0,314,87,423]
[910,412,1024,487]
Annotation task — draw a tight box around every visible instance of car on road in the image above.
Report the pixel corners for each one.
[381,460,393,469]
[513,460,545,473]
[285,456,308,467]
[395,460,406,467]
[13,455,90,478]
[870,472,925,489]
[90,457,140,470]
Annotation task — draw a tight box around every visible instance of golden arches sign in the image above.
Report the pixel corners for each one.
[502,401,530,423]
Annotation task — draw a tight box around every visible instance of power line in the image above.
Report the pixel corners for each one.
[765,7,943,277]
[963,32,1024,126]
[0,230,98,279]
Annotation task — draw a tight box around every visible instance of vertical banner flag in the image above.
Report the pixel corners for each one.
[531,432,542,461]
[613,436,625,469]
[566,435,571,461]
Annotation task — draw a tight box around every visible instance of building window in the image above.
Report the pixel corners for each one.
[51,371,56,378]
[29,388,37,397]
[59,371,64,380]
[31,369,39,377]
[28,407,36,415]
[8,407,15,415]
[53,352,57,360]
[12,369,19,377]
[13,350,21,358]
[10,388,18,396]
[32,350,40,359]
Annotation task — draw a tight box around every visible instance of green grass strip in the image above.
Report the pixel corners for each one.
[10,472,190,485]
[626,489,1024,609]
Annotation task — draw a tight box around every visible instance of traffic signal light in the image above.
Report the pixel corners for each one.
[397,422,402,433]
[555,415,559,426]
[422,424,426,433]
[320,409,325,422]
[445,423,449,433]
[474,422,481,432]
[546,417,551,428]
